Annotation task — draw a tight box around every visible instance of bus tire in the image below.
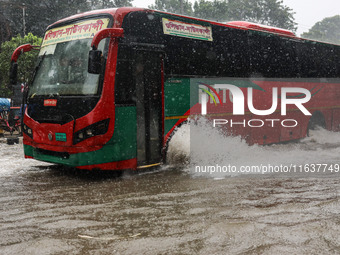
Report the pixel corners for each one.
[163,120,189,164]
[307,111,326,137]
[6,138,15,145]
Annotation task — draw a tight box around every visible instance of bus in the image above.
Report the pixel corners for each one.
[10,7,340,171]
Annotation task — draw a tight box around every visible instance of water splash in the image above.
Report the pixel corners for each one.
[166,118,340,178]
[0,142,51,177]
[166,123,191,166]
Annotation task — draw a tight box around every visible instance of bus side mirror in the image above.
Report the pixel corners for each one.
[9,62,18,85]
[9,44,40,86]
[88,28,124,74]
[88,49,102,74]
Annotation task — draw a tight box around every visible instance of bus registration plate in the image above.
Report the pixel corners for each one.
[55,133,67,142]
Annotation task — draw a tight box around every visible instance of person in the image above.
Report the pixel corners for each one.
[58,54,70,84]
[69,57,85,83]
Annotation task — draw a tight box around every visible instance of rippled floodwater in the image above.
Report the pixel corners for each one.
[1,128,340,254]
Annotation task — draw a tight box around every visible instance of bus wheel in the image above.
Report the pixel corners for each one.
[6,137,19,145]
[307,112,326,137]
[163,121,189,165]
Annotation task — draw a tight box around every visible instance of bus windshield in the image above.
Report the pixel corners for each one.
[29,39,103,97]
[29,17,110,97]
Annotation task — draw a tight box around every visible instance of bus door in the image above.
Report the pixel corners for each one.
[134,50,164,167]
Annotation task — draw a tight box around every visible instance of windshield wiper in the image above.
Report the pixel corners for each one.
[47,93,60,99]
[34,52,46,76]
[27,53,48,103]
[28,53,47,92]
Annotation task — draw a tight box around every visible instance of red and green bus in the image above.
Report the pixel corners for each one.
[10,7,340,171]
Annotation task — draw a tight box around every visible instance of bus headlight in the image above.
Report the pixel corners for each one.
[23,124,33,139]
[73,119,110,144]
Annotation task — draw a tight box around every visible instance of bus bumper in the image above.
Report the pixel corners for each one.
[24,144,137,171]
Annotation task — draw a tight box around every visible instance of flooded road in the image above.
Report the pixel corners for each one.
[1,128,340,254]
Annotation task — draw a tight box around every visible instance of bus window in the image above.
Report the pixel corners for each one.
[115,46,135,105]
[124,12,164,44]
[29,38,108,97]
[249,31,298,78]
[217,27,250,77]
[297,41,319,78]
[134,50,163,165]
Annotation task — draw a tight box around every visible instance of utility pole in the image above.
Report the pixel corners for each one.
[0,1,27,36]
[22,3,26,36]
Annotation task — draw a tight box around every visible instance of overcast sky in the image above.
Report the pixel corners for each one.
[132,0,340,36]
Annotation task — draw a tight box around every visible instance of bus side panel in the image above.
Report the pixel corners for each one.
[108,105,137,161]
[332,109,340,132]
[322,109,333,131]
[164,78,191,136]
[279,112,303,142]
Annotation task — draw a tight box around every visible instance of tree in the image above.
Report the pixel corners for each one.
[226,0,296,31]
[148,0,296,31]
[90,0,132,9]
[0,33,42,97]
[301,15,340,45]
[149,0,193,16]
[0,11,12,44]
[1,0,92,39]
[193,0,227,21]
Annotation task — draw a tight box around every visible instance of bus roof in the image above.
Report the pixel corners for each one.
[47,7,146,29]
[226,21,296,37]
[49,7,303,41]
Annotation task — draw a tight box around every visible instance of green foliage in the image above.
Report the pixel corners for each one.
[227,0,296,31]
[149,0,296,31]
[0,33,42,97]
[301,15,340,45]
[149,0,193,16]
[90,0,132,9]
[193,0,227,21]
